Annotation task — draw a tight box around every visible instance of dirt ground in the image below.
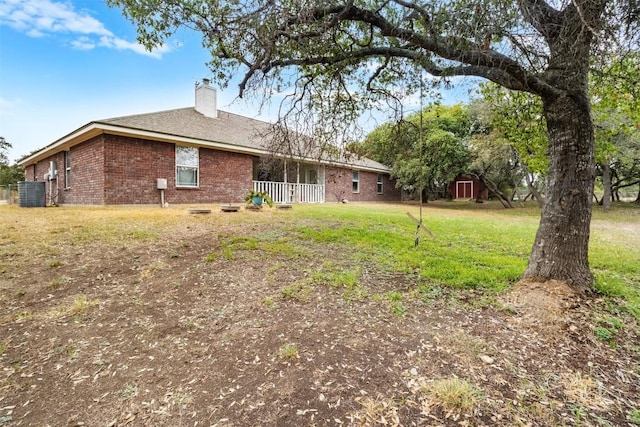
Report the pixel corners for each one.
[0,208,638,426]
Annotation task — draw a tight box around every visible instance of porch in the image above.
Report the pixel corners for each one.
[253,181,325,204]
[252,158,325,204]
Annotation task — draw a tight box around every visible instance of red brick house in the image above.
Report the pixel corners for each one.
[18,81,400,206]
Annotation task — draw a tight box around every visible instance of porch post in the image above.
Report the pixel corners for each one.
[296,162,300,202]
[283,160,287,183]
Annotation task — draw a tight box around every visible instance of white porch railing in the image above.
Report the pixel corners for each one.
[253,181,325,204]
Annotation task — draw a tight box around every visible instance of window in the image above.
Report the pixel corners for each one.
[64,151,71,188]
[352,170,360,193]
[176,146,199,187]
[377,174,383,194]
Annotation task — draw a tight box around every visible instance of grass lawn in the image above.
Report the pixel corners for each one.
[0,201,639,426]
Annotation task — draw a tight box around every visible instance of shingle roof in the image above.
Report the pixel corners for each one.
[97,107,390,172]
[97,107,271,151]
[21,106,391,173]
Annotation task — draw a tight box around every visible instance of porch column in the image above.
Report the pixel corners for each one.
[283,160,287,183]
[296,162,301,202]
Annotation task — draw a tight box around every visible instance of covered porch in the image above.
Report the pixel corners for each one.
[252,158,325,204]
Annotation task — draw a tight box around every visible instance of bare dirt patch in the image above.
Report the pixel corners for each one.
[0,207,638,426]
[500,280,583,333]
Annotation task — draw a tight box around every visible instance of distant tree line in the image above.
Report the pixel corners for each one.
[0,137,25,186]
[351,53,640,207]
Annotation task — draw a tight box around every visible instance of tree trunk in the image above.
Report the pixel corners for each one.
[524,171,545,208]
[523,92,595,293]
[475,173,513,208]
[475,178,485,203]
[601,162,612,210]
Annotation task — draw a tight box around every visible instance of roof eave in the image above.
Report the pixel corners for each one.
[18,123,104,167]
[19,122,392,174]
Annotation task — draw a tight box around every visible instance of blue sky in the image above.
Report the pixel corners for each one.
[0,0,475,163]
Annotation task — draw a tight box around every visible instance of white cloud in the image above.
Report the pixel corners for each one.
[98,35,172,59]
[0,0,171,58]
[70,35,94,50]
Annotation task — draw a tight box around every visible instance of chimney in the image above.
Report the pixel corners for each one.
[195,79,217,118]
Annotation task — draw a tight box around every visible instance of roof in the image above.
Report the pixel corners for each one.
[19,107,391,173]
[99,108,270,151]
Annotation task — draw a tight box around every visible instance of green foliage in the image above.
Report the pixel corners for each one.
[280,281,311,302]
[0,137,10,165]
[590,53,640,198]
[0,137,24,185]
[477,58,640,203]
[593,326,614,341]
[245,189,274,207]
[296,205,532,291]
[204,252,217,262]
[628,409,640,425]
[467,99,522,196]
[278,343,298,359]
[385,291,406,316]
[359,104,472,197]
[476,83,549,175]
[290,203,640,315]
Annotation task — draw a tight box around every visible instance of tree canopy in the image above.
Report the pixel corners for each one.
[109,0,639,292]
[0,137,24,186]
[476,52,640,207]
[354,104,471,199]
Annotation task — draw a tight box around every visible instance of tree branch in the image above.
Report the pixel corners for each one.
[518,0,563,39]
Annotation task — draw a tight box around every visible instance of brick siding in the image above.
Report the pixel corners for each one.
[64,137,105,204]
[325,167,401,203]
[102,134,254,205]
[23,134,399,205]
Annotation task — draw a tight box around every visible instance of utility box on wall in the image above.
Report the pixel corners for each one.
[156,178,168,190]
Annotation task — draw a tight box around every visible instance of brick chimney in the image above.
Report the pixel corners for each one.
[195,78,217,118]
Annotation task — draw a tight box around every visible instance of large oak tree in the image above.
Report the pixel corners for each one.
[109,0,638,293]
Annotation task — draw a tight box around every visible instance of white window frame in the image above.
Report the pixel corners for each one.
[377,174,383,194]
[352,170,360,193]
[64,151,71,188]
[176,146,199,188]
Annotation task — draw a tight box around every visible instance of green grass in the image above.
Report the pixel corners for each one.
[1,201,638,316]
[293,202,640,315]
[296,204,533,291]
[278,343,298,359]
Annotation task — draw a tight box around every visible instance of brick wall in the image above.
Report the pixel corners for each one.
[23,133,398,205]
[325,167,401,202]
[24,143,103,205]
[24,165,36,181]
[63,137,105,204]
[103,135,253,205]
